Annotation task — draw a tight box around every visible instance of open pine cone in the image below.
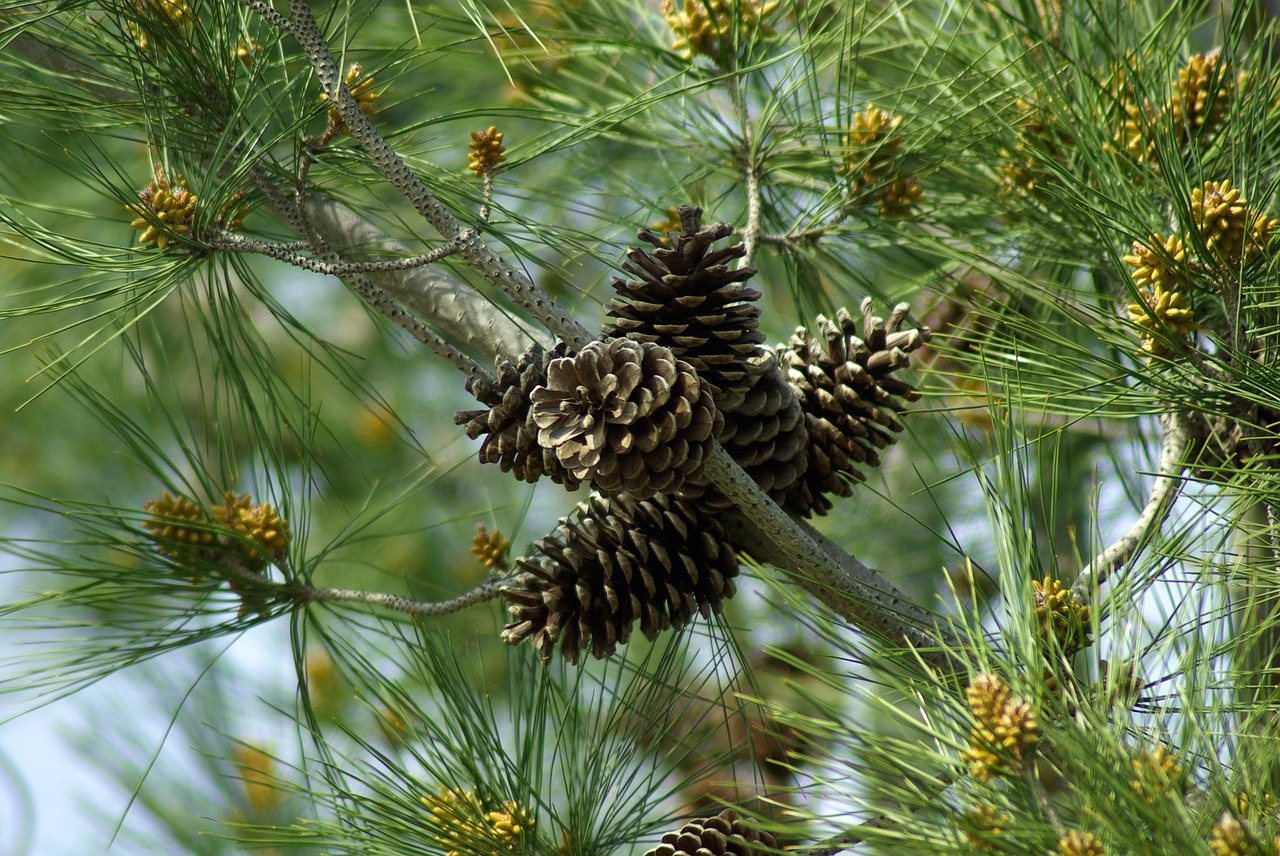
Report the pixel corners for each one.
[643,808,778,856]
[454,342,580,488]
[780,299,931,515]
[501,492,740,665]
[604,206,809,505]
[530,338,721,499]
[605,206,767,407]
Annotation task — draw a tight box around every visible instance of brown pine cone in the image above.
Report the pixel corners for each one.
[501,492,739,665]
[604,205,768,408]
[780,299,931,515]
[454,343,580,488]
[643,808,777,856]
[605,206,810,505]
[530,338,721,499]
[715,359,809,501]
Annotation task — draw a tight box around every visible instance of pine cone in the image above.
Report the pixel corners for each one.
[780,299,931,515]
[643,808,777,856]
[501,492,739,665]
[1125,281,1197,357]
[962,674,1038,781]
[844,105,925,218]
[714,359,808,502]
[604,205,767,408]
[604,205,810,505]
[1207,813,1250,856]
[128,173,197,250]
[455,343,580,488]
[211,491,290,571]
[467,126,506,177]
[1032,576,1091,654]
[1123,233,1189,293]
[424,788,533,856]
[530,338,721,499]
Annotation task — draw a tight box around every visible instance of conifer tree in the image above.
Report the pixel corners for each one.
[2,1,1280,853]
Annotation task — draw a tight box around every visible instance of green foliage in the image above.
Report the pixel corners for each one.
[3,0,1280,853]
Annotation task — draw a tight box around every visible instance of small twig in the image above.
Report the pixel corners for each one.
[243,238,312,252]
[301,196,551,360]
[729,74,763,267]
[794,817,892,855]
[294,578,507,617]
[479,170,495,223]
[297,130,331,201]
[235,0,293,34]
[298,120,344,204]
[1265,502,1280,568]
[795,772,956,854]
[741,204,851,251]
[1074,410,1190,601]
[743,160,762,266]
[751,226,831,250]
[199,486,507,623]
[205,230,465,276]
[217,556,276,587]
[1029,758,1065,836]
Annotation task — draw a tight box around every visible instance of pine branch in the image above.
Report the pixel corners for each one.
[261,186,959,676]
[295,579,506,617]
[709,444,963,677]
[238,0,292,34]
[274,0,594,350]
[230,0,963,679]
[204,0,970,711]
[252,166,497,388]
[301,196,551,361]
[730,75,763,267]
[1073,410,1191,601]
[751,225,834,249]
[205,229,465,276]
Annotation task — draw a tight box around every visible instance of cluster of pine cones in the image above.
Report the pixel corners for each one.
[456,205,931,664]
